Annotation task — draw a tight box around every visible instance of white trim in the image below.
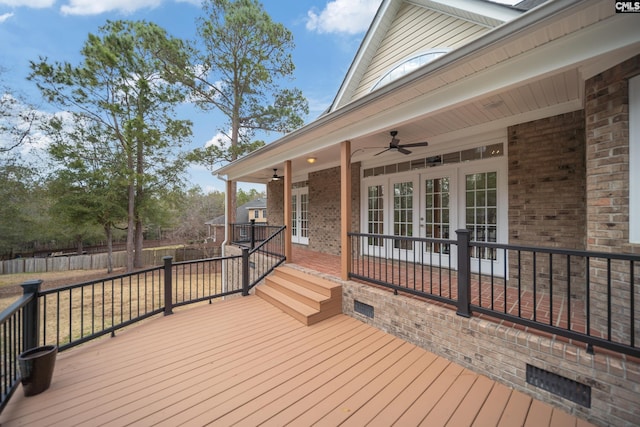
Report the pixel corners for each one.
[291,187,309,245]
[408,0,521,24]
[630,75,640,244]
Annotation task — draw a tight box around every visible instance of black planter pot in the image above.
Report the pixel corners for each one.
[18,345,57,396]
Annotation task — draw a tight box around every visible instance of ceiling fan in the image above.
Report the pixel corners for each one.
[270,168,284,182]
[375,131,428,156]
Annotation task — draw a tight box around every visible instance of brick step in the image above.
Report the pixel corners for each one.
[257,266,342,326]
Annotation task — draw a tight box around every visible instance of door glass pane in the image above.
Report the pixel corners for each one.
[424,177,450,254]
[291,194,298,237]
[393,182,413,250]
[300,193,308,238]
[367,185,384,246]
[466,171,497,260]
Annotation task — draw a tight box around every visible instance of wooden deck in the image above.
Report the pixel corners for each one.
[1,295,594,426]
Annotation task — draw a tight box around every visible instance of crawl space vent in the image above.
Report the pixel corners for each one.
[354,300,374,318]
[526,364,591,408]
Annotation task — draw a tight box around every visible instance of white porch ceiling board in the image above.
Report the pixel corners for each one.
[539,78,558,107]
[552,72,571,103]
[499,91,520,118]
[516,84,543,112]
[459,103,491,127]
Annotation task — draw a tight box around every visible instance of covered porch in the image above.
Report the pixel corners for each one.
[0,288,593,426]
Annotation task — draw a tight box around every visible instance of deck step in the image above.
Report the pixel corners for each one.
[257,266,342,326]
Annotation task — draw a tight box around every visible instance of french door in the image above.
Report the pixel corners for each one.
[420,173,455,267]
[363,164,504,273]
[291,187,309,245]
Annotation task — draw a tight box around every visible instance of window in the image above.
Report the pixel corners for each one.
[371,49,450,92]
[630,75,639,243]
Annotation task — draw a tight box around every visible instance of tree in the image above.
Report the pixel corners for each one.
[166,187,225,250]
[187,0,308,223]
[237,188,266,207]
[29,20,193,271]
[45,115,128,272]
[1,68,39,157]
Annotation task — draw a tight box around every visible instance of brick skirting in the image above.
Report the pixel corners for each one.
[342,280,640,427]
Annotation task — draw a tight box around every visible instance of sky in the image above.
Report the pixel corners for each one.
[0,0,517,193]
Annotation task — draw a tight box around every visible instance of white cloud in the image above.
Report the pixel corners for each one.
[0,0,54,7]
[60,0,162,15]
[204,130,230,149]
[0,12,14,22]
[306,0,381,35]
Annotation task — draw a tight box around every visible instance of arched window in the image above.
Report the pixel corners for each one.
[371,49,450,91]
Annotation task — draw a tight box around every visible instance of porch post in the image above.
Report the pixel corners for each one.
[456,229,472,318]
[341,140,352,281]
[21,280,42,350]
[284,160,293,262]
[225,179,233,246]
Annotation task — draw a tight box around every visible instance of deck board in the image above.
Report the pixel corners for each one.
[0,295,596,427]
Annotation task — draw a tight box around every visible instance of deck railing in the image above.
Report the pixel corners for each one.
[0,226,286,413]
[349,230,640,358]
[231,221,282,249]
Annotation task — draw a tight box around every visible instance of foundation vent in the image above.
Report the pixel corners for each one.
[354,300,374,318]
[526,364,591,407]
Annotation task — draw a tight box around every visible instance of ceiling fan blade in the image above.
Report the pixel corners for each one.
[397,147,411,155]
[374,148,391,156]
[398,141,429,148]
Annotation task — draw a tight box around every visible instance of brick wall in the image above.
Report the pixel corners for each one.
[508,111,586,249]
[267,180,284,226]
[304,164,361,255]
[266,164,360,255]
[585,54,640,256]
[343,281,640,427]
[584,55,640,349]
[508,111,587,291]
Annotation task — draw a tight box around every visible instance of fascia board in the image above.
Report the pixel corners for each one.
[331,0,397,112]
[408,0,521,25]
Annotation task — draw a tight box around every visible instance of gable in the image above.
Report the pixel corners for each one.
[331,0,522,111]
[352,3,491,100]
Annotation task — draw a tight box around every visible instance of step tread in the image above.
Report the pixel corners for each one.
[266,275,329,304]
[274,266,341,297]
[257,285,318,317]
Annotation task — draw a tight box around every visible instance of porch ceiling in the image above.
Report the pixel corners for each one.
[216,1,639,184]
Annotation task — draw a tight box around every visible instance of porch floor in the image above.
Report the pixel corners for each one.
[1,295,593,426]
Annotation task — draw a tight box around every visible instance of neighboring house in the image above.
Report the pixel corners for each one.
[206,198,267,242]
[216,1,639,425]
